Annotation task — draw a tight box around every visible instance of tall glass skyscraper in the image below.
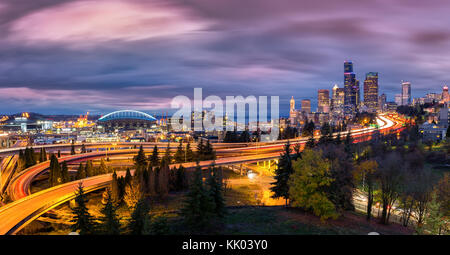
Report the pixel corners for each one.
[401,81,411,105]
[363,72,379,112]
[344,60,359,112]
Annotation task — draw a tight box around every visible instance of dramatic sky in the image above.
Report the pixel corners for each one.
[0,0,449,115]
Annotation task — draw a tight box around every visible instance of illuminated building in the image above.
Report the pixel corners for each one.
[395,94,402,106]
[301,99,311,114]
[378,93,387,112]
[363,72,379,112]
[401,81,411,105]
[317,89,330,113]
[441,85,449,104]
[344,60,359,113]
[289,96,298,125]
[97,110,157,130]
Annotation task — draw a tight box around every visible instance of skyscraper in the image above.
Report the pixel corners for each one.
[344,60,359,112]
[317,89,330,113]
[401,81,411,105]
[363,72,379,112]
[379,93,387,112]
[442,85,449,104]
[301,99,311,113]
[289,96,297,124]
[395,94,402,106]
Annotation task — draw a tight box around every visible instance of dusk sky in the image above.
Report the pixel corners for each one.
[0,0,449,115]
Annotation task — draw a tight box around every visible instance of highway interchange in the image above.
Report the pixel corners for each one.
[0,114,405,234]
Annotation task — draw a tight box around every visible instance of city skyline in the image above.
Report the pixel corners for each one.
[1,0,450,114]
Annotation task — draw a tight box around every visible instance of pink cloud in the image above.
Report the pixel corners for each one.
[8,0,208,47]
[0,87,172,111]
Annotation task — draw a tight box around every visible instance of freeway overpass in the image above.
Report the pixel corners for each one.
[0,115,405,234]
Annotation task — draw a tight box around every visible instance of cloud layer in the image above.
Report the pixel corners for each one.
[0,0,449,114]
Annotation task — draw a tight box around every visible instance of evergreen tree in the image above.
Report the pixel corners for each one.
[57,150,61,158]
[49,154,61,186]
[71,143,76,155]
[305,135,315,149]
[203,140,216,160]
[99,159,108,175]
[125,168,132,185]
[85,160,94,177]
[61,161,69,183]
[149,145,160,167]
[174,141,185,163]
[111,170,120,203]
[239,130,251,142]
[99,189,121,235]
[71,182,96,235]
[335,132,342,145]
[81,144,87,153]
[157,164,169,198]
[181,164,215,229]
[176,165,187,191]
[344,133,353,154]
[196,140,205,160]
[147,166,156,195]
[161,143,172,166]
[271,141,294,206]
[185,142,194,162]
[207,165,226,217]
[75,163,86,180]
[128,198,150,235]
[134,145,147,168]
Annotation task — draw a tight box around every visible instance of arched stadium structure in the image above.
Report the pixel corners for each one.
[97,110,157,130]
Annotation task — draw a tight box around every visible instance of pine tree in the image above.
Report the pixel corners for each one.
[125,168,132,185]
[305,135,315,149]
[99,159,108,175]
[134,145,147,168]
[270,141,293,206]
[181,164,215,229]
[185,142,194,162]
[176,165,187,191]
[174,141,185,163]
[157,164,169,198]
[61,161,69,183]
[196,140,205,160]
[49,154,60,186]
[75,163,86,180]
[344,132,353,154]
[161,142,172,165]
[81,144,87,153]
[71,143,76,155]
[110,170,120,203]
[128,198,150,235]
[71,182,96,235]
[149,145,159,167]
[85,160,94,177]
[99,189,121,235]
[206,165,226,217]
[204,140,216,160]
[147,166,156,195]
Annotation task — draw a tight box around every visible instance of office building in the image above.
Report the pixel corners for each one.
[363,72,379,112]
[317,89,330,113]
[301,99,311,113]
[401,81,411,105]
